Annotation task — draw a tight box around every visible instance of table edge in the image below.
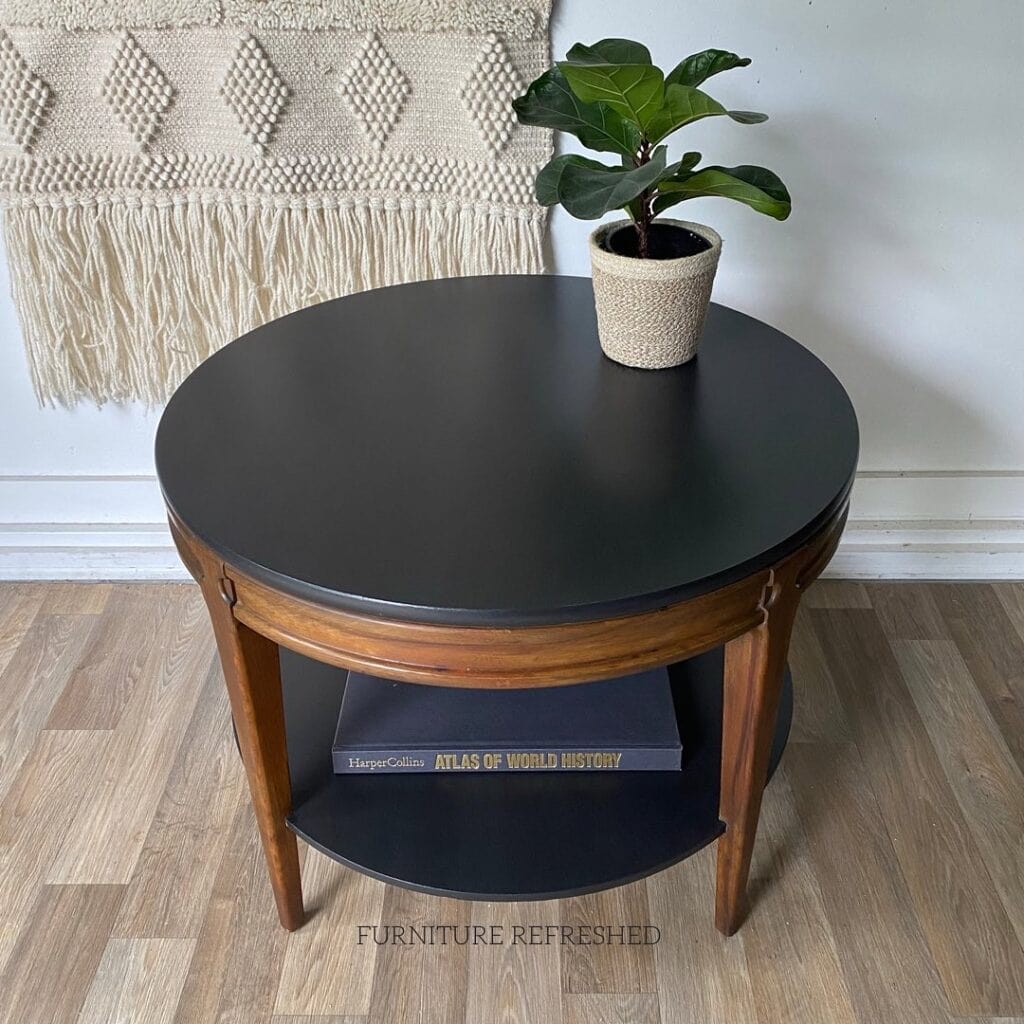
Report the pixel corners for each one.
[167,496,848,688]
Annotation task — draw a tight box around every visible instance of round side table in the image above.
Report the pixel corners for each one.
[155,275,858,936]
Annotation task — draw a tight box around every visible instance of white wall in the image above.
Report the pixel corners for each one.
[2,0,1023,577]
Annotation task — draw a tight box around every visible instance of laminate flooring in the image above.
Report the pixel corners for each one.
[1,581,1023,1024]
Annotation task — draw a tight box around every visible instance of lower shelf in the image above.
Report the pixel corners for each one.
[282,647,792,901]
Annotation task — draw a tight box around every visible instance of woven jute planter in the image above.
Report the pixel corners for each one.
[589,220,722,369]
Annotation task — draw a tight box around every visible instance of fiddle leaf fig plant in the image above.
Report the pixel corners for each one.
[513,40,791,258]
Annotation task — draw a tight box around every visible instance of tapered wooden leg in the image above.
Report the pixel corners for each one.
[716,570,800,936]
[200,573,304,931]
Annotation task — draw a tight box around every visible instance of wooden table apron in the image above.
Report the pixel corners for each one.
[167,493,847,936]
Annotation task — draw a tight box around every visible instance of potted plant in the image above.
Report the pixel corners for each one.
[513,40,791,369]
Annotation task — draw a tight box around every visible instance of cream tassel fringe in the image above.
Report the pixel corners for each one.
[2,197,547,407]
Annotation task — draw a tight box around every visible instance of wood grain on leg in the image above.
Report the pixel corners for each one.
[716,570,800,936]
[201,575,303,931]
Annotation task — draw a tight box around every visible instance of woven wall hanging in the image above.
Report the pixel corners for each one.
[0,1,552,405]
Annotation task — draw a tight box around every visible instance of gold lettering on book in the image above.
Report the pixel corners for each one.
[434,753,481,769]
[561,752,623,769]
[432,751,627,770]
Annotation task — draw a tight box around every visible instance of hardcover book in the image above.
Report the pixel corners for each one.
[332,668,682,773]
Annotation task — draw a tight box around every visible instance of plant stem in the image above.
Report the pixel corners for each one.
[636,200,652,259]
[635,140,653,259]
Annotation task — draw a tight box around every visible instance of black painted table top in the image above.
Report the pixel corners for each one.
[156,275,858,626]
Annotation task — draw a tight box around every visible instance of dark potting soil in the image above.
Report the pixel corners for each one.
[604,223,712,260]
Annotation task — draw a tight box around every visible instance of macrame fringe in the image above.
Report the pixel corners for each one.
[2,198,546,406]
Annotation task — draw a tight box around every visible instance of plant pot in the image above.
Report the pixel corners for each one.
[589,219,722,369]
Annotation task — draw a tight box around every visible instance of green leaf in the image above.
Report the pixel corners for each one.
[558,62,665,130]
[535,148,669,219]
[666,49,751,88]
[646,85,768,142]
[646,84,726,141]
[535,154,599,207]
[654,164,792,219]
[727,110,768,124]
[564,39,652,66]
[512,67,641,157]
[677,150,702,172]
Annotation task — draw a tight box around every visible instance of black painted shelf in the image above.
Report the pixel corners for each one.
[282,646,792,901]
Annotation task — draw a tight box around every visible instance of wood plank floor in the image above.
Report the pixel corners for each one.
[1,581,1023,1024]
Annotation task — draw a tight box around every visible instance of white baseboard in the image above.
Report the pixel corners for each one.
[0,523,189,580]
[825,520,1024,579]
[1,472,1023,581]
[1,519,1022,583]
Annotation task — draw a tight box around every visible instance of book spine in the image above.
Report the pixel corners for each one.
[332,747,681,773]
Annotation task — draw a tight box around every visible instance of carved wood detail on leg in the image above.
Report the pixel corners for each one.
[170,518,304,931]
[715,564,801,936]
